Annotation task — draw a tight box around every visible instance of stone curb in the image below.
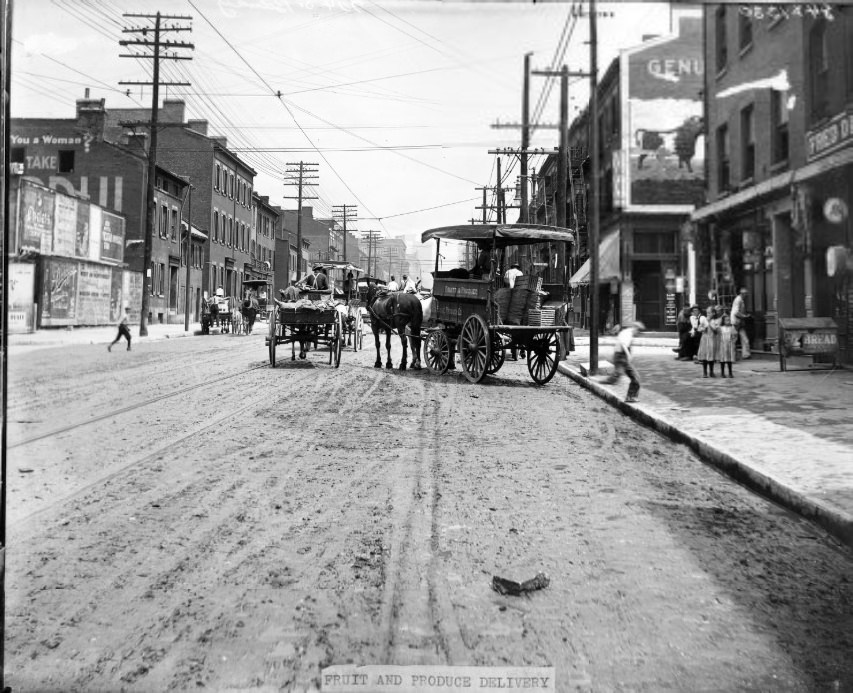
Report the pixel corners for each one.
[557,362,853,550]
[8,329,203,347]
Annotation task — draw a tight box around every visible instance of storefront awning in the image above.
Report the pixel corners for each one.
[569,229,620,287]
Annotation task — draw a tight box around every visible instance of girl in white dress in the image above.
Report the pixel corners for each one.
[696,306,721,377]
[717,313,737,378]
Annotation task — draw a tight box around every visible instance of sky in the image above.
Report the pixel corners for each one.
[10,0,686,268]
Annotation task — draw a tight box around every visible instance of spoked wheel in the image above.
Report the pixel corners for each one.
[486,336,506,374]
[352,312,362,352]
[332,315,343,367]
[356,313,364,351]
[268,309,277,367]
[459,314,491,384]
[527,331,560,385]
[423,329,451,375]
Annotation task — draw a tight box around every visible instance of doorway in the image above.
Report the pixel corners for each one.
[169,265,179,312]
[633,260,663,330]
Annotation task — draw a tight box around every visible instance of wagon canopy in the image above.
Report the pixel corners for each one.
[312,260,364,274]
[421,223,574,247]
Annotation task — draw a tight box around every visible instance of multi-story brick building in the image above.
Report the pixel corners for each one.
[10,96,204,326]
[538,15,704,331]
[690,4,851,362]
[108,101,257,303]
[250,193,280,293]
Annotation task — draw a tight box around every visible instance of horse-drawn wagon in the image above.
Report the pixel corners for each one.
[201,291,232,334]
[420,223,575,385]
[311,261,365,352]
[242,278,272,322]
[266,268,350,367]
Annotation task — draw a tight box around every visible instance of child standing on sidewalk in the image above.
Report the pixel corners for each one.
[696,305,720,377]
[717,313,736,378]
[108,307,132,352]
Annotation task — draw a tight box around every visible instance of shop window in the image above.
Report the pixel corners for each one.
[740,104,755,181]
[715,5,728,74]
[771,89,789,165]
[738,10,753,53]
[809,20,829,122]
[717,123,730,192]
[58,150,75,173]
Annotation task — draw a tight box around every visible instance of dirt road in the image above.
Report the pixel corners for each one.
[5,334,853,691]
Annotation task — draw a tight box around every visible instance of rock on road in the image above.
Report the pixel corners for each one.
[5,333,853,691]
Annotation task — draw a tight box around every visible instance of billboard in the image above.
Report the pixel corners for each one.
[8,263,36,334]
[620,16,705,210]
[20,184,55,252]
[100,210,125,264]
[41,257,78,326]
[53,193,78,257]
[76,263,113,325]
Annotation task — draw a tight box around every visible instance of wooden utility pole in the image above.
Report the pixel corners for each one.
[589,0,600,373]
[183,182,193,331]
[332,204,357,262]
[521,52,532,222]
[119,12,193,337]
[283,162,318,280]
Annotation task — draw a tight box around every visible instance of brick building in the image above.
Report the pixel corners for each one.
[690,4,852,362]
[108,101,258,303]
[542,15,704,331]
[10,97,203,326]
[250,193,280,293]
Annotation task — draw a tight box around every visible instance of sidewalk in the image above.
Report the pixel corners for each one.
[560,330,853,550]
[7,321,204,350]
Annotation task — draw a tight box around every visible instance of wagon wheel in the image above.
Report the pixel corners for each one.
[527,331,560,385]
[486,335,506,374]
[333,314,343,368]
[268,308,277,367]
[355,312,364,351]
[423,330,451,375]
[459,315,491,384]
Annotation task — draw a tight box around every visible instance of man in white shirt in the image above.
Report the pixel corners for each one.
[596,321,644,402]
[504,262,523,288]
[730,287,751,359]
[387,275,399,291]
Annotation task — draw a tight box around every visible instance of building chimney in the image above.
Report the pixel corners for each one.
[162,99,185,124]
[186,119,208,136]
[76,97,106,139]
[212,136,228,148]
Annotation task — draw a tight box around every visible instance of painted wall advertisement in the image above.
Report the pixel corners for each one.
[8,263,36,334]
[621,16,705,209]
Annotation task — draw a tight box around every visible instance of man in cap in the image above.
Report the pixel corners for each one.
[313,266,330,291]
[504,261,523,289]
[596,321,645,403]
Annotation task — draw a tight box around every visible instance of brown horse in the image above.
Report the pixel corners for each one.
[367,286,423,371]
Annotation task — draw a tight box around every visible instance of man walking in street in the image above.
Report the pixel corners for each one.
[595,321,644,403]
[108,307,132,352]
[731,287,751,359]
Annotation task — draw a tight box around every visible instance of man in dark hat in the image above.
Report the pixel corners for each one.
[313,267,330,291]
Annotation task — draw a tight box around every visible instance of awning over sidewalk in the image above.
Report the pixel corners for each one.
[569,229,620,287]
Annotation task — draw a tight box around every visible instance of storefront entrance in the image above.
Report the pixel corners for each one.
[633,260,663,330]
